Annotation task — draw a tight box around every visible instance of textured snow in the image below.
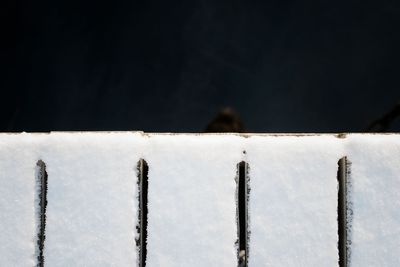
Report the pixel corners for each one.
[346,134,400,267]
[144,135,243,267]
[1,133,400,267]
[246,135,344,266]
[40,133,143,266]
[0,134,38,266]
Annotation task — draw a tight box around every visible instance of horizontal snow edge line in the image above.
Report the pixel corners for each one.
[0,132,399,137]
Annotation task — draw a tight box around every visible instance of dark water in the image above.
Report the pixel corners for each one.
[9,0,400,132]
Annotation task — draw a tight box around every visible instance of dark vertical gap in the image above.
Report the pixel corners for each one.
[137,159,148,267]
[237,161,249,267]
[36,160,48,267]
[337,157,347,267]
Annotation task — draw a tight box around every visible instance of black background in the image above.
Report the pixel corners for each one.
[10,0,400,132]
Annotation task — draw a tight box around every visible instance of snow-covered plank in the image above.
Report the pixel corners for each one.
[246,135,343,266]
[144,135,244,267]
[0,134,39,266]
[41,133,144,266]
[346,134,400,266]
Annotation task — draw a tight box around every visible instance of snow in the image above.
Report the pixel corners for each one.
[0,134,38,266]
[246,135,344,266]
[346,134,400,267]
[41,132,144,266]
[0,133,399,267]
[144,134,244,267]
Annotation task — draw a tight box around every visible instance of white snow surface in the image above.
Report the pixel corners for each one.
[41,133,143,266]
[144,135,244,267]
[0,134,39,266]
[246,135,344,266]
[1,133,400,267]
[346,134,400,267]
